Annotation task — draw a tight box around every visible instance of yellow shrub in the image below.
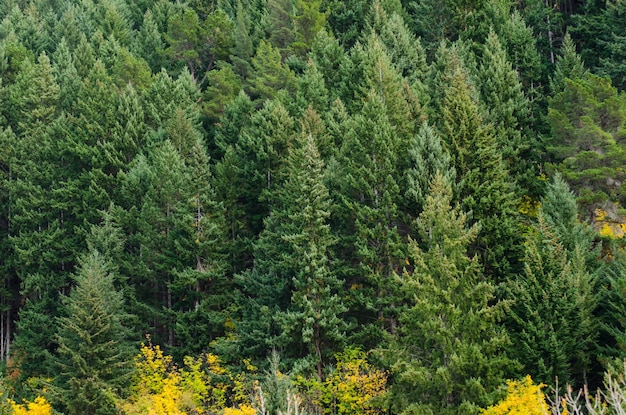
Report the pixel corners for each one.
[322,348,388,415]
[481,375,550,415]
[9,396,52,415]
[223,404,256,415]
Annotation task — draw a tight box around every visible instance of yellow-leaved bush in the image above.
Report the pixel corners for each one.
[9,396,52,415]
[118,341,255,415]
[481,375,550,415]
[297,348,388,415]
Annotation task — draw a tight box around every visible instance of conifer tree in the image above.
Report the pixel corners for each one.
[404,122,455,215]
[478,29,539,198]
[506,175,600,388]
[230,0,254,79]
[274,133,346,378]
[247,40,296,102]
[440,49,523,281]
[547,73,626,217]
[52,251,134,415]
[292,0,327,56]
[391,172,513,415]
[550,32,587,94]
[332,90,404,346]
[135,9,164,72]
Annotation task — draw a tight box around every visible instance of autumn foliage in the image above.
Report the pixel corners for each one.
[481,376,550,415]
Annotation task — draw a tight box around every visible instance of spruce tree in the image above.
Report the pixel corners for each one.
[404,122,455,215]
[390,172,513,415]
[332,90,405,347]
[550,32,587,95]
[479,29,539,199]
[52,251,134,415]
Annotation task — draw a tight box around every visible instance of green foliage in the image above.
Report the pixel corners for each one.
[547,73,626,216]
[391,172,514,415]
[52,250,134,415]
[2,1,626,412]
[506,175,601,388]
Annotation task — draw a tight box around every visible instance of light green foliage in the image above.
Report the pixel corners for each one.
[292,0,328,55]
[248,40,296,102]
[404,122,455,215]
[391,172,513,415]
[550,33,587,95]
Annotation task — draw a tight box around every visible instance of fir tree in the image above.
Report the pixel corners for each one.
[506,175,600,387]
[391,172,513,415]
[550,32,587,95]
[404,122,455,215]
[52,251,134,415]
[275,133,346,378]
[332,90,405,347]
[440,51,523,281]
[479,29,539,199]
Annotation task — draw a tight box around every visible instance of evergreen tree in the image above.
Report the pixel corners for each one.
[52,250,134,415]
[332,90,405,347]
[390,172,513,415]
[547,73,626,217]
[506,175,600,388]
[230,0,254,79]
[550,32,587,94]
[135,9,164,72]
[478,29,539,199]
[274,133,346,378]
[404,122,455,215]
[247,39,296,102]
[439,50,523,281]
[292,0,327,56]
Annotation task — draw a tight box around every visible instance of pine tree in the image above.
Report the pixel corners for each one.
[390,172,513,415]
[547,73,626,217]
[292,0,327,56]
[52,250,134,415]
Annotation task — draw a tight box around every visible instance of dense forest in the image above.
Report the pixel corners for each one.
[2,0,626,413]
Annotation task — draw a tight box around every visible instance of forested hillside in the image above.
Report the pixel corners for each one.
[2,0,626,414]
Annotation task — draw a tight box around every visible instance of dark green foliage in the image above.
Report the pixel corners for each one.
[439,48,524,281]
[547,73,626,216]
[322,0,371,47]
[3,0,626,412]
[506,175,600,388]
[478,29,540,199]
[274,133,346,377]
[52,250,134,415]
[332,90,405,347]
